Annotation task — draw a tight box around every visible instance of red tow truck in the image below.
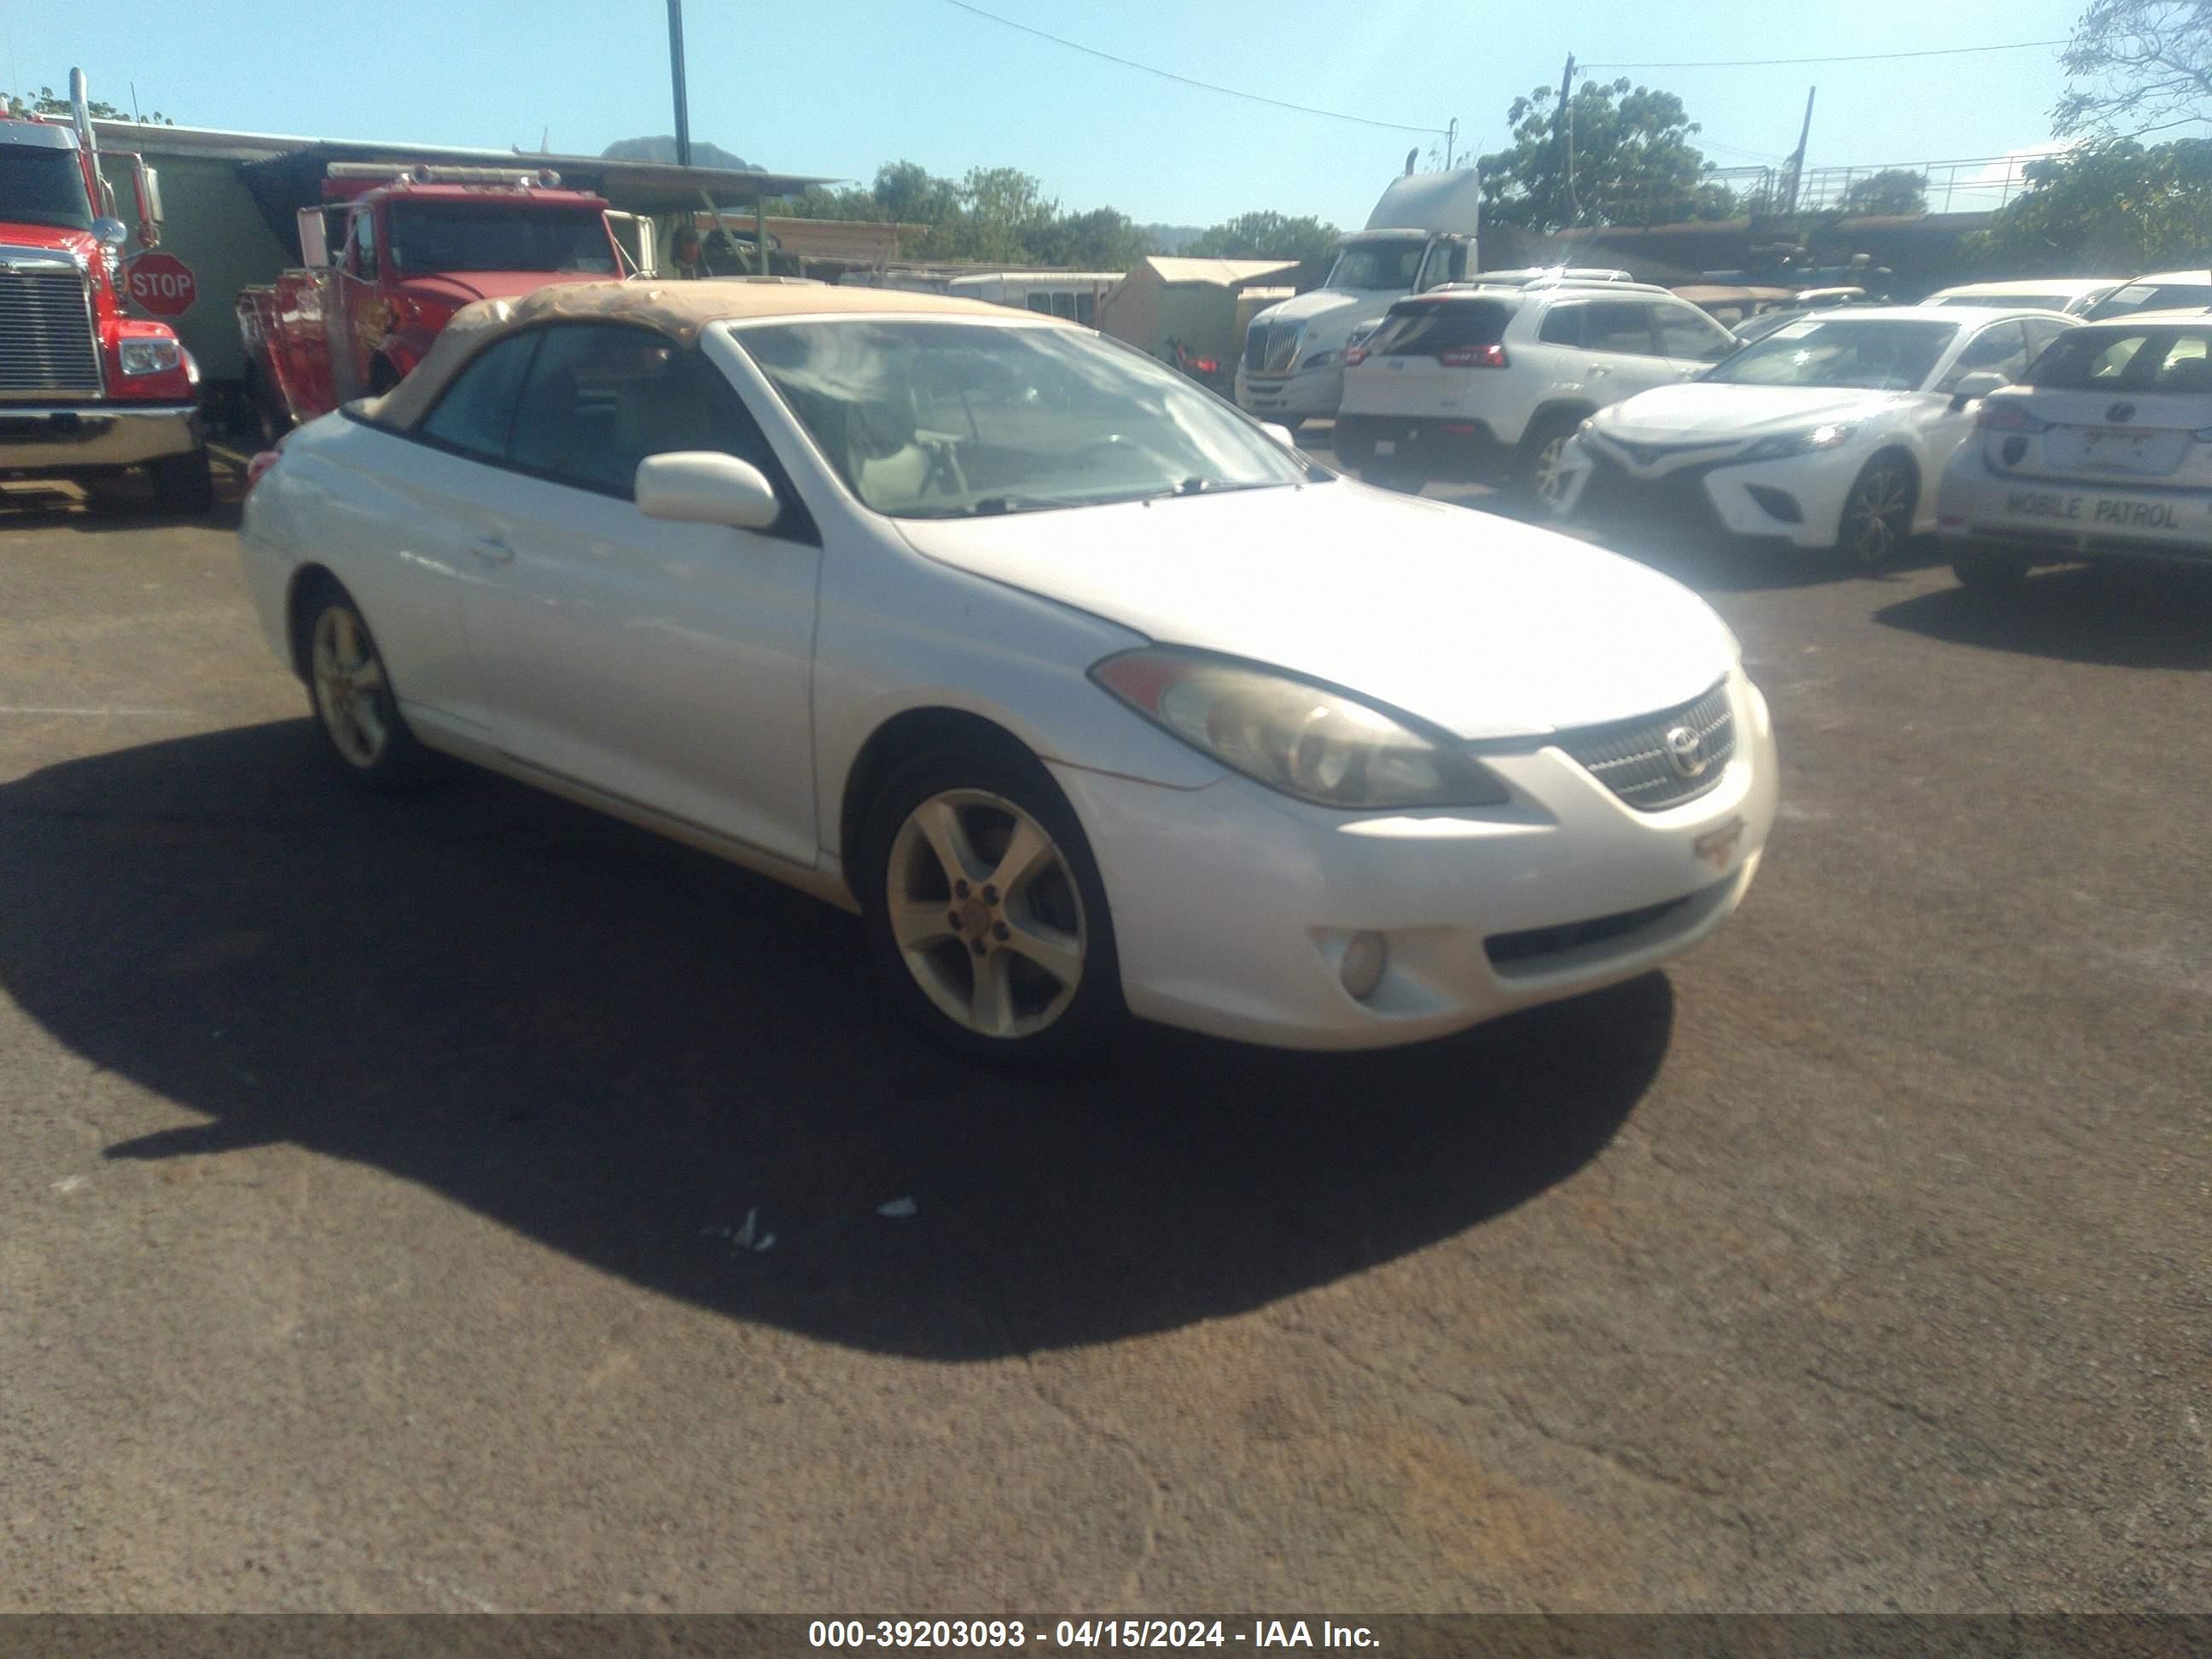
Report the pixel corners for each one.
[236,164,641,440]
[0,71,212,511]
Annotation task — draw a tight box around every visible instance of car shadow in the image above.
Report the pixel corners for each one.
[1874,561,2212,670]
[0,454,245,533]
[0,722,1674,1359]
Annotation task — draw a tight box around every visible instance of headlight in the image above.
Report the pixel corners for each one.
[1091,648,1510,809]
[1737,420,1862,463]
[119,338,182,377]
[1301,349,1342,371]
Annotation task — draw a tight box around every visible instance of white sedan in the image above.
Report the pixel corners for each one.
[1552,307,2077,568]
[239,281,1776,1057]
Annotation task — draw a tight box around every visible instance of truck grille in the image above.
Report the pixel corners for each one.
[0,267,102,399]
[1243,317,1301,375]
[1555,680,1736,812]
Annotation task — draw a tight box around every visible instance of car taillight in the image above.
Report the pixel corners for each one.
[1976,399,2049,432]
[1191,357,1218,375]
[1343,346,1367,367]
[1437,344,1507,368]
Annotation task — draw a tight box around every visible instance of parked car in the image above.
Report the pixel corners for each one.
[1553,308,2077,568]
[1674,284,1797,329]
[1937,309,2212,588]
[1922,277,2121,317]
[2081,270,2212,321]
[237,281,1776,1058]
[1332,278,1741,498]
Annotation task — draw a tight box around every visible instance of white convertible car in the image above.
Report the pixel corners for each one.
[238,281,1777,1057]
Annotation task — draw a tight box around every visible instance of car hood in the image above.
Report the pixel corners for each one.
[895,484,1736,741]
[0,225,97,261]
[1592,381,1913,441]
[394,270,607,308]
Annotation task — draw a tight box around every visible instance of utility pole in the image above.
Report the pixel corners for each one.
[1553,53,1576,226]
[1444,117,1458,170]
[667,0,694,169]
[1784,84,1815,215]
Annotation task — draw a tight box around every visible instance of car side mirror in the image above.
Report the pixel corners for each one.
[635,451,781,530]
[1261,422,1299,450]
[1949,370,2007,410]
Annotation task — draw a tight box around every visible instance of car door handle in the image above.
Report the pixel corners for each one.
[468,535,515,565]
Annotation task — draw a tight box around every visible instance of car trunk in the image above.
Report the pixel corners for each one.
[1984,324,2212,488]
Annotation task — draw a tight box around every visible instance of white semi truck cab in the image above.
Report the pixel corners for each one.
[1235,169,1483,425]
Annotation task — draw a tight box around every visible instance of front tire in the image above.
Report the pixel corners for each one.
[148,448,215,515]
[1837,454,1915,571]
[860,746,1124,1062]
[301,579,431,793]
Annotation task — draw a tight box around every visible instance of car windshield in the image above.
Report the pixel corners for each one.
[736,318,1317,519]
[387,205,618,275]
[1324,242,1426,291]
[2083,281,2212,321]
[0,146,91,232]
[1705,317,1959,391]
[1935,294,2069,311]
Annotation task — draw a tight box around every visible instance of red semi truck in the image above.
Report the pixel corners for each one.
[236,164,642,440]
[0,72,212,511]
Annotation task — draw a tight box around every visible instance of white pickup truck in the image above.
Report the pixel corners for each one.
[1234,170,1486,425]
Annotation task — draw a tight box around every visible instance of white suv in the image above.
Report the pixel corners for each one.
[1333,280,1740,495]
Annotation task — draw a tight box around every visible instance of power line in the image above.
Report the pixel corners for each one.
[933,0,1447,135]
[1585,39,2065,70]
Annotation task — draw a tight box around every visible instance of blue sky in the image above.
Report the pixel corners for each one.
[20,1,2090,228]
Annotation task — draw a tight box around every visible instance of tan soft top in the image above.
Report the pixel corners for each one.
[365,277,1051,431]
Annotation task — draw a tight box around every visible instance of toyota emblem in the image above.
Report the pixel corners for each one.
[2106,401,2136,423]
[1664,725,1708,779]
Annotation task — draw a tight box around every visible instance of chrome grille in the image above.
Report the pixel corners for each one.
[1243,319,1270,374]
[1555,680,1736,812]
[0,267,102,398]
[1243,317,1302,376]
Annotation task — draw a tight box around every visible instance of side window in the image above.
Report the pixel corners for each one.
[508,325,792,506]
[1075,291,1097,327]
[1941,322,2030,390]
[1417,240,1470,290]
[418,332,540,460]
[347,211,378,280]
[1537,305,1583,347]
[1584,301,1657,355]
[1025,293,1052,315]
[1656,303,1737,362]
[2022,318,2069,369]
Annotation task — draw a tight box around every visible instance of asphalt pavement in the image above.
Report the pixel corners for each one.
[0,459,2205,1613]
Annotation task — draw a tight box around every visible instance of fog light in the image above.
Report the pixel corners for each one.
[1340,931,1388,1000]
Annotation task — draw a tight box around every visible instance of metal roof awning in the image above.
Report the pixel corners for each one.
[92,119,835,212]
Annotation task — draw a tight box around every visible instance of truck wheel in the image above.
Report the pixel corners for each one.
[149,449,216,515]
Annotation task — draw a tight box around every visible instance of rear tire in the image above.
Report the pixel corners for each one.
[1952,546,2032,592]
[1515,412,1581,509]
[859,744,1125,1064]
[148,448,215,515]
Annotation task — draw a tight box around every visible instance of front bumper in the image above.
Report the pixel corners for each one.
[1936,451,2212,565]
[1237,363,1344,420]
[1559,438,1856,550]
[1050,669,1778,1051]
[0,402,201,474]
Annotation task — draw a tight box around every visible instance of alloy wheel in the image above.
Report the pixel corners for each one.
[1529,434,1573,513]
[884,789,1087,1039]
[311,605,392,769]
[1841,463,1911,568]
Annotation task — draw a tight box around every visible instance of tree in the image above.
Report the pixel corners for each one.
[1959,137,2212,271]
[2055,0,2212,137]
[7,86,173,125]
[1837,168,1930,216]
[1185,210,1341,264]
[1476,77,1726,230]
[1028,206,1154,271]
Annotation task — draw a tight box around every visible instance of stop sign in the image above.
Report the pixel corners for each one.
[125,252,197,318]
